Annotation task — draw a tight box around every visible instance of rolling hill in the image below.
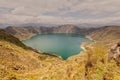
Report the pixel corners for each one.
[88,26,120,42]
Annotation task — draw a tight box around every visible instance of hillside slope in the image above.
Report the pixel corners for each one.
[5,26,40,40]
[88,26,120,42]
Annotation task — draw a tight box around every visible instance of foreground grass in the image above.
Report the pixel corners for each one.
[1,40,120,80]
[83,42,120,80]
[0,40,86,80]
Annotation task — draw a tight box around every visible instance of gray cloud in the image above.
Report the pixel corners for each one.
[0,0,120,26]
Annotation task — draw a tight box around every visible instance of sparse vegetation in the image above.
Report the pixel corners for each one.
[84,42,120,80]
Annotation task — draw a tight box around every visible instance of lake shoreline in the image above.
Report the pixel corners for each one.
[23,33,91,60]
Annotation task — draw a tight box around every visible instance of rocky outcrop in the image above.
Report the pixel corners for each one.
[5,25,96,40]
[87,26,120,64]
[108,42,120,64]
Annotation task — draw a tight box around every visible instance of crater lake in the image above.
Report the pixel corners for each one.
[23,34,90,59]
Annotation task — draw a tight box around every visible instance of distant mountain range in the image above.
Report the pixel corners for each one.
[3,24,120,42]
[0,23,111,28]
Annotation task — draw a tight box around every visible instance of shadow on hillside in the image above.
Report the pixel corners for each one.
[0,29,27,49]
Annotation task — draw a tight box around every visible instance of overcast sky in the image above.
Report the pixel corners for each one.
[0,0,120,26]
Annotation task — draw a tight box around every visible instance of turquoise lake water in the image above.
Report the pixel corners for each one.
[23,34,90,59]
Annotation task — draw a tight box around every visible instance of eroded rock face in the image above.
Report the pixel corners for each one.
[108,42,120,64]
[5,25,96,40]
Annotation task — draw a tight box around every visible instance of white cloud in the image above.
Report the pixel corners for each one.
[0,0,120,26]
